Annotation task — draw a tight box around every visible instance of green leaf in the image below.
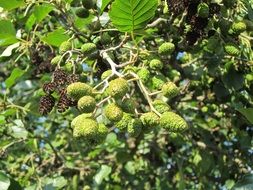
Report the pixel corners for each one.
[232,174,253,190]
[94,165,112,185]
[0,140,12,149]
[43,176,67,189]
[40,28,69,47]
[237,108,253,124]
[0,20,18,46]
[11,119,28,139]
[0,42,20,57]
[25,14,36,31]
[125,161,136,175]
[0,115,5,125]
[34,4,54,22]
[26,4,54,31]
[222,68,244,91]
[100,0,111,14]
[5,68,26,88]
[0,172,10,190]
[0,0,25,10]
[109,0,158,32]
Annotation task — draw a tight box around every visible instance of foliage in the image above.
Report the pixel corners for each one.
[0,0,253,189]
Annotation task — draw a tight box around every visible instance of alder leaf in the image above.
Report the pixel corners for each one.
[109,0,158,32]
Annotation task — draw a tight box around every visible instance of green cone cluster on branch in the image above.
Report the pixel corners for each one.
[44,50,190,145]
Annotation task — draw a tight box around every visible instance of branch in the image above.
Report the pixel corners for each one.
[100,51,123,77]
[147,18,167,28]
[129,72,161,116]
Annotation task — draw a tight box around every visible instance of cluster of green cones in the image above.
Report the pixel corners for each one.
[67,77,189,146]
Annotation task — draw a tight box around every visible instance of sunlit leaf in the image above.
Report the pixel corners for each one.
[109,0,158,32]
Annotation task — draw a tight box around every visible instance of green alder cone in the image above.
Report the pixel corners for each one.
[244,19,253,31]
[59,41,72,54]
[71,113,92,129]
[73,118,98,138]
[107,78,129,98]
[50,55,62,66]
[197,3,209,18]
[75,7,89,18]
[91,123,109,144]
[224,44,240,56]
[152,100,171,114]
[151,74,167,90]
[100,33,111,45]
[137,68,150,83]
[219,19,232,34]
[63,62,83,73]
[63,62,73,73]
[115,113,132,130]
[161,82,180,99]
[77,96,96,113]
[104,103,123,122]
[101,70,113,80]
[158,42,175,55]
[121,98,136,114]
[82,0,95,9]
[149,59,163,70]
[231,21,247,34]
[124,65,139,73]
[127,118,142,137]
[140,112,160,127]
[81,43,97,55]
[160,112,188,132]
[66,82,93,100]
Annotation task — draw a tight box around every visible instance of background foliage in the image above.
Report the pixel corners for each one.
[0,0,253,189]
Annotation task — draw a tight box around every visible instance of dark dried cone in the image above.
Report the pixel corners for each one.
[67,74,80,84]
[167,0,189,15]
[190,16,208,31]
[53,69,68,86]
[30,51,43,66]
[57,90,76,113]
[209,3,220,16]
[39,95,55,115]
[34,61,54,75]
[43,82,56,94]
[186,31,200,45]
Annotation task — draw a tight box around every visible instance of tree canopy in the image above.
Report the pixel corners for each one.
[0,0,253,189]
